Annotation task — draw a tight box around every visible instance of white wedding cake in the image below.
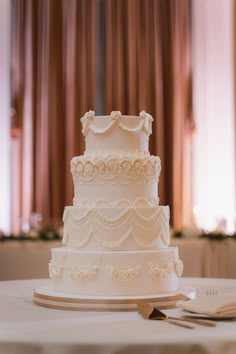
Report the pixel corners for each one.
[49,111,183,297]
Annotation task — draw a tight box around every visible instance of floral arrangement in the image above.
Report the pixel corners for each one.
[1,223,236,242]
[172,226,236,241]
[0,226,63,242]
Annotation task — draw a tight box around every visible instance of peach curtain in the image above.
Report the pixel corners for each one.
[11,0,97,232]
[11,0,192,232]
[103,0,193,229]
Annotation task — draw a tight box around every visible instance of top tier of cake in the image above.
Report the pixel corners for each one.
[72,111,160,205]
[81,111,153,155]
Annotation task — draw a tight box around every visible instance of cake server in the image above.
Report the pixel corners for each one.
[136,301,216,327]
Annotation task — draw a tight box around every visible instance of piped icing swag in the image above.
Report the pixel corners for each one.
[81,110,154,137]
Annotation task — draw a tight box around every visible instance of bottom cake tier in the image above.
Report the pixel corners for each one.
[49,247,183,296]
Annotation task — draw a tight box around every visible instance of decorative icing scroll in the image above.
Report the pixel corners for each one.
[73,197,159,208]
[149,258,183,278]
[110,265,140,281]
[71,155,161,185]
[69,264,98,280]
[174,259,184,277]
[81,110,95,136]
[80,110,154,137]
[62,207,170,249]
[49,261,63,279]
[49,251,183,282]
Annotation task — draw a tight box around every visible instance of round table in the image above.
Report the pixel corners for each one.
[0,277,236,354]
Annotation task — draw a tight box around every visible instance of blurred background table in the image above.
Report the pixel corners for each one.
[0,238,236,280]
[171,237,236,278]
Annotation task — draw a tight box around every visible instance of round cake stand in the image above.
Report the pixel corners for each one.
[33,286,196,311]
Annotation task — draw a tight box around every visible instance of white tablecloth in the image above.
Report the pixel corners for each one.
[0,277,236,354]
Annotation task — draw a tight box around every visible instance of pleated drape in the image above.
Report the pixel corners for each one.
[11,0,97,232]
[103,0,193,228]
